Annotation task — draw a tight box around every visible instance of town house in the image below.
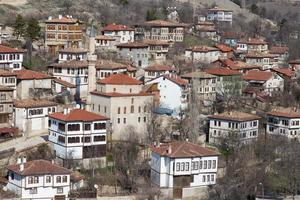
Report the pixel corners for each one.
[244,53,278,70]
[237,38,268,53]
[181,71,218,102]
[208,111,261,143]
[151,141,219,199]
[7,158,71,200]
[101,23,135,44]
[15,70,53,100]
[207,7,233,24]
[95,60,135,80]
[143,40,170,63]
[48,109,109,167]
[144,65,177,82]
[185,46,220,63]
[194,21,218,41]
[45,15,83,54]
[0,85,13,128]
[0,69,17,97]
[215,44,233,59]
[0,45,24,70]
[14,99,58,136]
[145,75,188,115]
[58,48,88,63]
[116,42,149,68]
[213,59,261,73]
[269,46,289,64]
[89,74,153,140]
[95,35,117,50]
[134,20,186,42]
[242,70,284,96]
[267,109,300,140]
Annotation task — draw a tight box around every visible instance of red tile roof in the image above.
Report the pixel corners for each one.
[215,44,233,52]
[289,59,300,65]
[97,74,142,85]
[245,53,277,58]
[144,65,176,72]
[164,75,188,86]
[221,31,245,39]
[90,90,152,98]
[242,70,273,81]
[49,109,108,122]
[7,160,71,176]
[216,59,260,70]
[0,45,24,53]
[95,60,128,70]
[142,20,187,27]
[102,23,134,32]
[58,48,88,53]
[15,70,51,80]
[46,16,79,24]
[267,111,300,118]
[151,141,219,158]
[205,68,241,76]
[0,69,16,77]
[95,35,116,41]
[53,79,76,88]
[238,38,267,45]
[208,7,233,12]
[187,45,219,52]
[269,46,289,54]
[271,68,294,78]
[208,111,261,122]
[117,42,148,48]
[142,39,170,46]
[14,99,58,108]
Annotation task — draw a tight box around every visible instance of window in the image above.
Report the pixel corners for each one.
[68,124,80,131]
[124,107,126,114]
[144,117,146,123]
[131,98,134,104]
[62,176,67,183]
[208,160,212,169]
[46,176,51,183]
[207,175,210,182]
[11,173,14,180]
[144,106,147,112]
[56,176,62,183]
[58,135,65,143]
[202,175,206,182]
[204,161,207,169]
[180,162,185,171]
[94,135,105,142]
[29,188,37,194]
[123,118,127,124]
[68,137,80,143]
[138,106,141,113]
[176,163,180,171]
[29,109,43,116]
[58,123,65,132]
[28,176,39,184]
[94,123,106,130]
[118,107,121,114]
[130,105,134,113]
[117,118,120,124]
[199,161,202,169]
[185,162,189,171]
[212,160,216,169]
[84,124,91,131]
[83,136,91,143]
[57,187,63,194]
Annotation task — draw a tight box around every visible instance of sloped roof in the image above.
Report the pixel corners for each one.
[0,69,16,77]
[151,141,219,158]
[216,59,260,70]
[49,109,108,122]
[163,75,188,86]
[0,45,24,53]
[116,42,148,48]
[7,160,71,176]
[144,65,176,72]
[181,71,216,79]
[95,60,128,70]
[45,17,79,24]
[245,53,277,58]
[238,38,267,45]
[142,39,170,46]
[90,91,152,98]
[242,70,273,81]
[205,68,241,76]
[53,79,76,88]
[271,68,294,78]
[208,111,261,122]
[50,60,88,68]
[97,73,142,85]
[58,48,88,53]
[95,35,116,41]
[14,99,58,108]
[269,46,289,54]
[187,45,219,52]
[15,70,51,80]
[102,23,134,31]
[267,111,300,118]
[142,20,187,27]
[215,44,233,52]
[289,59,300,64]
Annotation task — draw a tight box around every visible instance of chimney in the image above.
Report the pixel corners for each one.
[20,163,24,172]
[63,108,68,115]
[51,160,55,164]
[17,157,22,164]
[166,145,172,154]
[48,16,52,20]
[58,15,62,19]
[22,156,27,164]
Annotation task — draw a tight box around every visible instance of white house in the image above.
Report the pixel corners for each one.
[95,35,117,50]
[269,46,289,64]
[101,23,134,44]
[208,111,261,143]
[0,45,24,70]
[143,40,170,63]
[144,65,177,82]
[14,99,58,136]
[237,38,268,53]
[52,78,76,97]
[151,141,219,199]
[116,42,149,68]
[15,70,53,100]
[267,109,300,140]
[242,70,284,95]
[207,7,233,24]
[48,109,109,166]
[244,53,278,70]
[185,46,220,63]
[6,158,71,200]
[58,48,88,63]
[146,75,188,114]
[0,69,17,97]
[95,60,134,80]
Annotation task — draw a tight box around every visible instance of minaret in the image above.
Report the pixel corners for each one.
[86,54,97,111]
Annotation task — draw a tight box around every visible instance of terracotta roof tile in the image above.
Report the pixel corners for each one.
[0,69,16,77]
[95,35,116,41]
[269,46,289,54]
[50,60,88,68]
[242,70,273,81]
[15,70,51,80]
[14,99,58,108]
[7,160,71,176]
[151,141,219,158]
[271,68,294,78]
[46,17,79,24]
[95,60,128,70]
[221,31,245,39]
[117,42,148,48]
[97,74,142,85]
[142,39,170,46]
[49,109,108,122]
[245,53,277,58]
[90,90,152,98]
[102,24,134,32]
[215,44,233,52]
[181,71,217,79]
[187,45,219,53]
[216,59,260,70]
[58,48,88,53]
[144,65,176,72]
[142,20,187,27]
[53,79,76,88]
[0,45,24,53]
[267,111,300,118]
[205,68,241,76]
[238,38,267,45]
[208,111,261,122]
[208,7,233,12]
[164,75,188,86]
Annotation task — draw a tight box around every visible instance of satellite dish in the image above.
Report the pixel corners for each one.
[94,184,98,189]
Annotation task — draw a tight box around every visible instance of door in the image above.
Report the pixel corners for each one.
[173,188,182,199]
[54,195,65,200]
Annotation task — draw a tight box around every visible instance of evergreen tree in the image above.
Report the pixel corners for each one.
[146,8,157,21]
[12,14,26,40]
[25,18,41,66]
